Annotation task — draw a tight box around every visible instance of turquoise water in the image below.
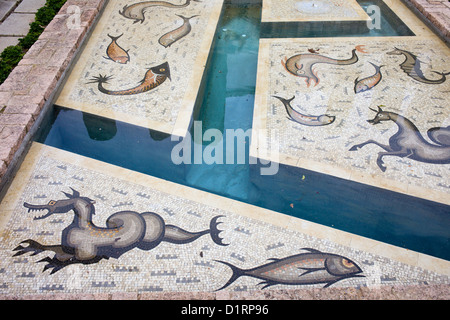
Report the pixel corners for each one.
[37,1,450,260]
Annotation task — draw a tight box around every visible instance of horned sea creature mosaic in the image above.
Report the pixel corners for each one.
[267,38,450,193]
[1,153,448,294]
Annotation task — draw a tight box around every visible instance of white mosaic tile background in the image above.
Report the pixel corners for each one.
[0,150,448,295]
[263,37,450,194]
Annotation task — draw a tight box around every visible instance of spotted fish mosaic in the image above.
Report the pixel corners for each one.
[0,148,448,294]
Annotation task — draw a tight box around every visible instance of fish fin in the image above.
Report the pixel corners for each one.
[301,248,322,253]
[298,267,324,276]
[214,260,244,291]
[259,280,277,289]
[266,258,281,262]
[107,33,123,41]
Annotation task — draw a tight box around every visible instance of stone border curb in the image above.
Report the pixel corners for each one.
[0,284,449,300]
[406,0,450,42]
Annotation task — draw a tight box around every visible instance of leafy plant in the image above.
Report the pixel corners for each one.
[0,0,67,84]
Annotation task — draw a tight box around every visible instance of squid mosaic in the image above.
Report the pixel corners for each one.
[12,188,365,290]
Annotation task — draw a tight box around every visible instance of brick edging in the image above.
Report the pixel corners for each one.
[0,284,448,300]
[0,0,106,193]
[405,0,450,42]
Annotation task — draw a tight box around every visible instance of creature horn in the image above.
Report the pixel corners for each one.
[63,187,80,199]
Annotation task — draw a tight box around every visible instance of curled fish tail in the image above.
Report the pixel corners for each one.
[214,260,245,291]
[432,70,450,76]
[272,95,295,105]
[176,14,199,20]
[107,33,123,42]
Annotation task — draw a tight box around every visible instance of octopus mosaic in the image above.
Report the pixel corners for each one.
[257,37,450,195]
[0,144,448,294]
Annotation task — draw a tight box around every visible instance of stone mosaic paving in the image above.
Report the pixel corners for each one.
[0,143,448,295]
[56,0,223,136]
[253,36,450,203]
[262,0,369,22]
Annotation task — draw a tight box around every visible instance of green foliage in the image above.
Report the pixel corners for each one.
[0,46,25,83]
[0,0,67,84]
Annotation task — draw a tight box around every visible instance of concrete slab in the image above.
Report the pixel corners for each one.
[0,36,20,51]
[0,0,18,23]
[262,0,370,22]
[0,12,34,36]
[15,0,46,13]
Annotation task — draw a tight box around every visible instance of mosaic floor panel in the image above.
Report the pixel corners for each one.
[0,143,448,295]
[56,0,223,136]
[261,0,369,22]
[252,36,450,204]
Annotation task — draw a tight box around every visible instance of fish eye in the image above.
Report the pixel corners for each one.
[48,200,56,206]
[297,70,305,75]
[342,258,354,268]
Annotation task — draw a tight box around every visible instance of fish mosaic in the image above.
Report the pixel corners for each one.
[387,47,449,85]
[13,188,227,273]
[104,33,130,64]
[215,248,364,290]
[354,62,383,93]
[159,14,198,48]
[119,0,201,24]
[273,95,335,126]
[281,46,364,87]
[88,62,171,95]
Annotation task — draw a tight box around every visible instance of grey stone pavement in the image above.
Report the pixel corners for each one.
[0,0,46,52]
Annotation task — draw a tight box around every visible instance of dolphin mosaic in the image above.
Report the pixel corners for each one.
[159,14,198,48]
[119,0,201,24]
[273,95,335,126]
[282,46,364,87]
[354,62,383,93]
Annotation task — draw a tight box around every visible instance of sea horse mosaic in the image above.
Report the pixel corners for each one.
[88,62,171,95]
[387,47,449,85]
[119,0,201,24]
[282,46,365,87]
[13,188,227,273]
